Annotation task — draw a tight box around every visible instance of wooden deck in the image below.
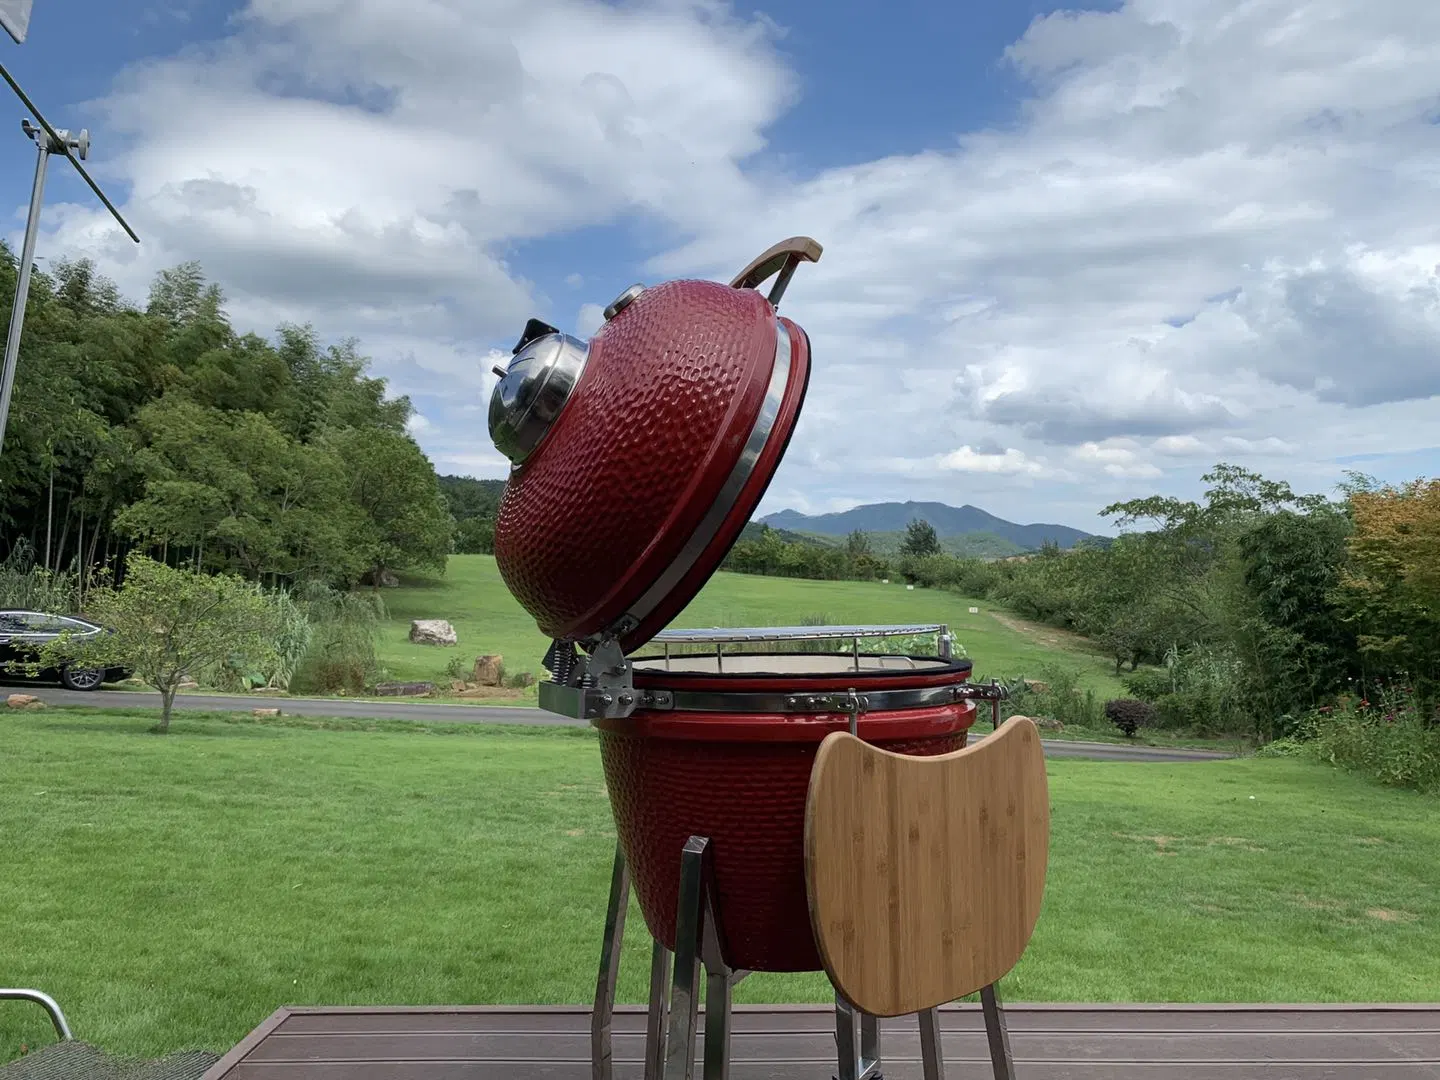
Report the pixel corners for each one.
[201,1003,1440,1079]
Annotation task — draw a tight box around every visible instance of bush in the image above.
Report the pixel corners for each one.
[1105,697,1157,738]
[1305,688,1440,794]
[1004,664,1105,730]
[454,517,495,555]
[1122,668,1172,702]
[290,583,385,694]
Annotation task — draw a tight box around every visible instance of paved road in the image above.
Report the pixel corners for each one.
[19,686,1236,761]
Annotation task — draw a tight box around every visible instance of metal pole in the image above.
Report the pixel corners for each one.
[0,122,52,462]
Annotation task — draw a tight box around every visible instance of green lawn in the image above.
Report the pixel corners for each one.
[376,555,1125,697]
[3,708,1438,1064]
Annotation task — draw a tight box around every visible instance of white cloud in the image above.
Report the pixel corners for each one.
[575,303,606,339]
[937,446,1049,476]
[39,0,1440,525]
[1072,441,1164,479]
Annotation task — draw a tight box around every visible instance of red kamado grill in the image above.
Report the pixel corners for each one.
[487,238,1002,976]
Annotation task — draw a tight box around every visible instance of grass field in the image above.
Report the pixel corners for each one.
[375,554,1124,697]
[3,708,1438,1063]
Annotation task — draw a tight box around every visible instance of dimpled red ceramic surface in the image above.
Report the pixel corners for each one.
[493,279,779,644]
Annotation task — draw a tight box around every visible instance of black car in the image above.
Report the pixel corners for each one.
[0,609,131,691]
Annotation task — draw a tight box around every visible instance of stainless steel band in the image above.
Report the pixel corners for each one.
[539,676,1007,721]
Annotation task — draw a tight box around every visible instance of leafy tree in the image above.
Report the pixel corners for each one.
[0,255,447,593]
[329,427,454,583]
[845,530,872,557]
[454,516,496,554]
[901,518,940,558]
[117,398,364,583]
[1340,478,1440,699]
[41,554,288,732]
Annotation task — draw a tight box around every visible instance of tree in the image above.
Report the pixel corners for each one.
[845,529,872,558]
[329,427,454,583]
[901,518,940,558]
[41,554,287,733]
[1340,478,1440,698]
[117,398,364,584]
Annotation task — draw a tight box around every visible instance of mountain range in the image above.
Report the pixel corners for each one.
[759,501,1098,552]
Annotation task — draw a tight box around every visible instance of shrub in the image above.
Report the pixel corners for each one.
[1105,697,1156,738]
[290,583,384,694]
[1305,687,1440,794]
[1005,664,1105,730]
[1122,668,1172,702]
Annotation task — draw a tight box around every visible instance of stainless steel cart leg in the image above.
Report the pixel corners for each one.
[0,989,73,1041]
[918,1006,945,1080]
[646,939,672,1080]
[593,843,631,1080]
[833,994,883,1080]
[980,983,1016,1080]
[664,837,710,1080]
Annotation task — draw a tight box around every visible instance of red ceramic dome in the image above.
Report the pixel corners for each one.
[490,239,821,654]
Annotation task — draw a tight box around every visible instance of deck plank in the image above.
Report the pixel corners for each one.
[203,1004,1440,1080]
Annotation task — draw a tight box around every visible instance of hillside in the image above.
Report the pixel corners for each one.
[763,501,1096,551]
[841,529,1026,559]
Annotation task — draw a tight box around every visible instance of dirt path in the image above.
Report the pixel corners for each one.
[987,609,1099,653]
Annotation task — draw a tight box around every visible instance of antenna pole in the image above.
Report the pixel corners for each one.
[0,119,54,463]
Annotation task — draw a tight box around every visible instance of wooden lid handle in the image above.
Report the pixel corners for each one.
[729,236,822,309]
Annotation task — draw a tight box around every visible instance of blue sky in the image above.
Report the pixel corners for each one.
[7,0,1440,533]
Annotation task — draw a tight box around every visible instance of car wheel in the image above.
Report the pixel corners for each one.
[60,666,105,691]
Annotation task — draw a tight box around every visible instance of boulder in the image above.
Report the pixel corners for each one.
[252,708,282,719]
[409,619,458,646]
[6,693,42,710]
[473,654,504,686]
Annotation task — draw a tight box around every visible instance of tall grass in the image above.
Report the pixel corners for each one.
[291,583,386,694]
[0,541,79,613]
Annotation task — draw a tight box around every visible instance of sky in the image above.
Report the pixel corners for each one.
[4,0,1440,535]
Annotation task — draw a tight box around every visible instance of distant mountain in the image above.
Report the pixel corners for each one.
[760,501,1097,552]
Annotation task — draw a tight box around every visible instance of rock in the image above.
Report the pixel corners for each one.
[252,708,281,719]
[450,680,467,692]
[6,693,42,710]
[409,619,458,646]
[375,680,436,697]
[473,654,504,686]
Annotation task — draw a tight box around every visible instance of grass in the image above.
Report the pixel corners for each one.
[3,708,1438,1064]
[375,555,1126,699]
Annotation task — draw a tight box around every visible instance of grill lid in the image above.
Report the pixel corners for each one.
[488,237,821,655]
